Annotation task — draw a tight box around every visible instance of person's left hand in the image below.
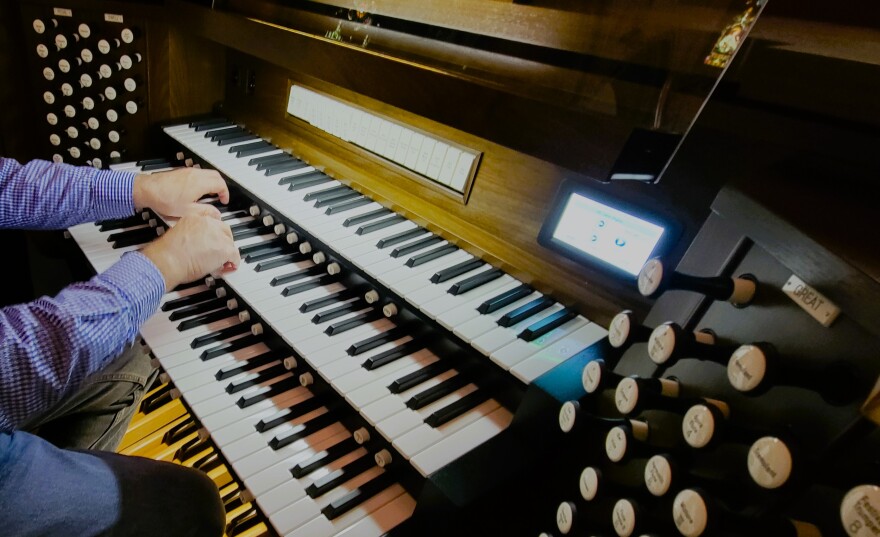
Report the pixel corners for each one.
[133,167,229,219]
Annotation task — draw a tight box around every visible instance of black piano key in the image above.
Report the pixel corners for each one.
[478,284,533,314]
[236,377,300,408]
[194,451,223,474]
[271,265,324,286]
[231,140,272,156]
[518,309,578,342]
[306,454,374,499]
[290,437,360,478]
[448,268,504,296]
[347,326,408,356]
[175,435,209,462]
[217,134,259,146]
[232,225,274,241]
[200,333,264,361]
[216,348,289,380]
[376,227,424,249]
[191,118,230,130]
[221,485,242,510]
[255,394,330,433]
[230,220,262,232]
[339,208,388,228]
[106,225,153,242]
[221,210,250,221]
[256,252,309,272]
[277,169,324,186]
[405,373,471,409]
[177,307,238,332]
[312,299,368,324]
[251,153,291,168]
[314,191,361,209]
[288,175,333,192]
[163,418,198,444]
[302,185,350,202]
[141,162,174,171]
[425,390,492,427]
[362,338,428,370]
[268,412,339,450]
[406,244,458,268]
[98,214,146,231]
[140,383,172,413]
[168,297,227,322]
[264,160,309,176]
[210,128,247,142]
[190,322,252,349]
[321,472,396,520]
[356,215,405,235]
[205,126,242,139]
[112,231,163,249]
[239,237,286,256]
[325,310,382,336]
[390,235,443,258]
[300,288,360,313]
[282,274,335,296]
[136,157,169,166]
[161,289,216,311]
[244,246,290,263]
[388,360,454,394]
[431,258,484,284]
[226,363,289,394]
[325,196,371,215]
[497,296,556,328]
[226,507,259,537]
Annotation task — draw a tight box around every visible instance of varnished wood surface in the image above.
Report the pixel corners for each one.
[220,48,646,328]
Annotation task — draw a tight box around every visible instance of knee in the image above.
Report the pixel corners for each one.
[172,466,226,537]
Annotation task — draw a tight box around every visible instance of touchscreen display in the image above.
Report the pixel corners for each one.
[551,192,665,276]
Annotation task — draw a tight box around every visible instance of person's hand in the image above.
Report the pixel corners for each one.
[141,215,241,290]
[133,167,229,219]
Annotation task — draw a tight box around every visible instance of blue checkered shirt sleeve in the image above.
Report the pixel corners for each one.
[0,158,165,431]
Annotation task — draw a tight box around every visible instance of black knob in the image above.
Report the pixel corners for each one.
[638,257,756,305]
[647,322,733,367]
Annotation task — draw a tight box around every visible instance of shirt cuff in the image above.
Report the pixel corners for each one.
[99,251,166,328]
[92,169,137,222]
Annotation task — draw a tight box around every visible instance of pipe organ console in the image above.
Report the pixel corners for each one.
[4,0,880,536]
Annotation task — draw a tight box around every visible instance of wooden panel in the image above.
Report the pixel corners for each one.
[222,49,649,327]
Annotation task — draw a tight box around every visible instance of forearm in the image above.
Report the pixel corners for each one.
[0,251,164,431]
[0,157,136,230]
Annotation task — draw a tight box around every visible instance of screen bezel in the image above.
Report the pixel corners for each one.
[537,179,682,280]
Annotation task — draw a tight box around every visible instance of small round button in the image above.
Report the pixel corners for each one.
[105,86,117,100]
[33,19,46,34]
[87,117,100,130]
[52,153,63,163]
[89,138,101,150]
[81,49,93,63]
[36,44,49,58]
[97,39,111,54]
[106,109,119,122]
[121,28,135,43]
[125,100,138,114]
[43,91,55,105]
[108,130,121,143]
[99,64,113,79]
[82,97,95,110]
[49,134,61,146]
[78,23,91,39]
[123,77,137,92]
[119,55,133,70]
[79,73,93,88]
[673,489,709,537]
[110,150,121,159]
[68,146,81,158]
[92,158,103,169]
[63,105,76,118]
[841,484,880,537]
[46,113,59,125]
[58,59,71,73]
[747,436,793,489]
[66,126,79,139]
[54,34,68,50]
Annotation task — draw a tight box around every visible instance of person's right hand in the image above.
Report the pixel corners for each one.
[141,215,241,291]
